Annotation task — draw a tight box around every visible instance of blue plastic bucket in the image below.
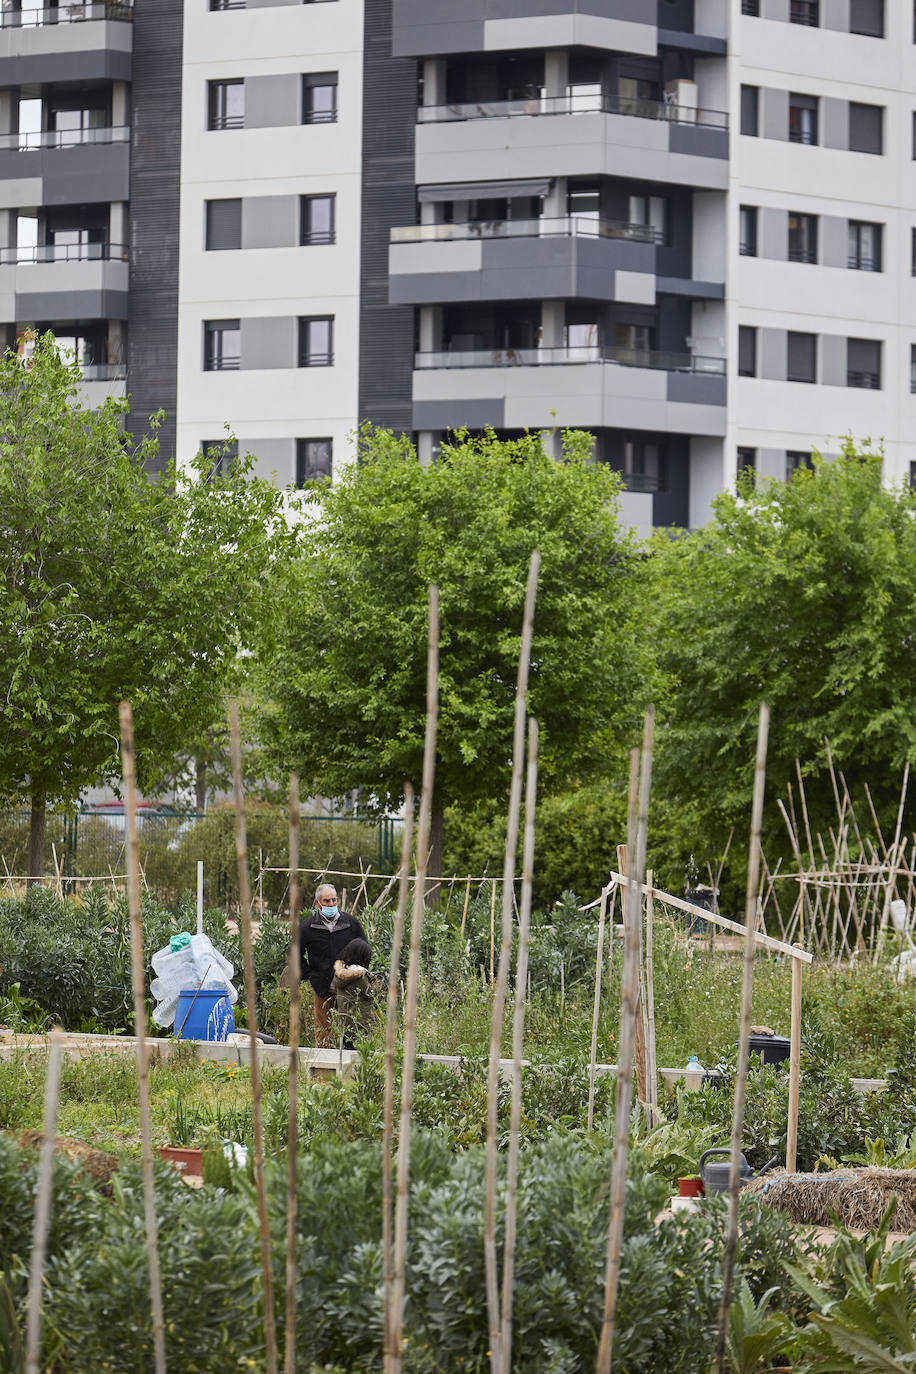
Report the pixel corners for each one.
[174,988,235,1042]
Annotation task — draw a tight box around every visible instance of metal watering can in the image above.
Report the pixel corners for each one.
[700,1148,780,1195]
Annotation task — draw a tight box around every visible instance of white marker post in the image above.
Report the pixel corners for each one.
[197,861,204,937]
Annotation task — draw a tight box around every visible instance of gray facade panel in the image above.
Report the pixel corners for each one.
[656,277,723,298]
[240,316,297,369]
[389,271,486,305]
[247,437,296,483]
[245,74,301,130]
[413,397,506,430]
[0,144,130,206]
[822,97,848,150]
[757,447,785,481]
[392,0,655,56]
[242,194,298,249]
[668,124,729,160]
[127,0,182,471]
[657,29,727,53]
[759,328,787,381]
[666,372,726,406]
[820,333,846,387]
[15,289,129,320]
[760,207,787,260]
[760,0,789,17]
[760,87,788,141]
[359,0,416,436]
[823,0,850,30]
[0,50,131,84]
[821,215,848,269]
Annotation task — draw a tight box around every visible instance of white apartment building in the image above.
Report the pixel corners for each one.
[0,0,910,527]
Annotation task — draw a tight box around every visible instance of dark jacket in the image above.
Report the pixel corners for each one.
[331,958,383,1041]
[298,910,368,997]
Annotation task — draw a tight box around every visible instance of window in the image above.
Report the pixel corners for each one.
[787,331,817,383]
[302,72,338,124]
[788,212,818,264]
[628,195,668,244]
[737,446,757,473]
[910,344,916,394]
[741,0,759,12]
[910,461,916,491]
[296,438,332,484]
[208,79,244,130]
[201,438,238,476]
[205,199,242,251]
[210,0,245,9]
[789,94,818,145]
[298,316,334,366]
[622,439,668,494]
[738,326,757,377]
[786,451,813,479]
[848,220,882,271]
[790,0,818,23]
[847,337,881,389]
[850,0,883,36]
[204,319,240,371]
[568,183,601,220]
[740,84,759,137]
[849,102,883,155]
[300,194,336,245]
[739,205,758,256]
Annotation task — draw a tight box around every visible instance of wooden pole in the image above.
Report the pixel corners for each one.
[488,878,496,981]
[390,586,439,1374]
[118,702,167,1374]
[644,869,658,1129]
[383,784,415,1372]
[786,946,804,1173]
[595,709,654,1374]
[459,876,471,940]
[24,1027,63,1374]
[498,717,539,1374]
[228,699,278,1374]
[284,775,301,1374]
[714,702,770,1374]
[485,551,540,1374]
[587,882,610,1132]
[875,763,909,963]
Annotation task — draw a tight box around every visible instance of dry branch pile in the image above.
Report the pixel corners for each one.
[745,1167,916,1231]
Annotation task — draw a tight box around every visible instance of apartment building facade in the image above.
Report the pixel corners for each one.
[0,0,909,526]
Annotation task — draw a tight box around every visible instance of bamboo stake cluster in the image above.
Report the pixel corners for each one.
[285,774,301,1374]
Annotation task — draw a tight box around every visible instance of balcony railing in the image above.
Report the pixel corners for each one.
[622,472,665,494]
[391,215,661,245]
[0,241,127,264]
[81,362,126,381]
[790,0,818,23]
[415,344,726,373]
[418,91,728,131]
[0,1,131,24]
[847,369,881,389]
[0,125,129,151]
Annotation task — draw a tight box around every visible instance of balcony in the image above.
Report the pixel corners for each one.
[0,245,129,323]
[411,344,727,438]
[415,94,728,193]
[0,5,131,83]
[389,215,663,306]
[0,127,130,208]
[0,124,128,150]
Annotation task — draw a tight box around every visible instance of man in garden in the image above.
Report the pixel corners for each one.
[298,883,369,1047]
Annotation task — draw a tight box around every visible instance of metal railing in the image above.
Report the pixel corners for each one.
[622,472,665,494]
[208,114,244,131]
[415,344,726,374]
[0,1,131,24]
[790,0,818,23]
[0,124,129,151]
[81,362,126,381]
[848,253,880,272]
[847,369,881,389]
[391,215,661,245]
[205,355,240,371]
[418,90,728,130]
[0,241,127,264]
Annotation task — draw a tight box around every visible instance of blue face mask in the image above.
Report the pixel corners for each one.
[320,905,339,921]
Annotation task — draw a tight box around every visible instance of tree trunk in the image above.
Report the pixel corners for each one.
[195,756,207,813]
[28,787,46,889]
[427,799,444,905]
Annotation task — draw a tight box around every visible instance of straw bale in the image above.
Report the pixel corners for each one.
[744,1167,916,1232]
[16,1130,119,1188]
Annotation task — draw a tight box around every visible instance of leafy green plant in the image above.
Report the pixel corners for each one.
[722,1279,793,1374]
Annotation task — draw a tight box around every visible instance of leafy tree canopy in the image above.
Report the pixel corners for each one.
[650,441,916,870]
[262,427,650,863]
[0,335,299,857]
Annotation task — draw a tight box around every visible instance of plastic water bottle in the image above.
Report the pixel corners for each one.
[684,1054,704,1091]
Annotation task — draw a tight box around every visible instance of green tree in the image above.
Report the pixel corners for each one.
[650,442,916,876]
[262,427,649,878]
[0,335,298,878]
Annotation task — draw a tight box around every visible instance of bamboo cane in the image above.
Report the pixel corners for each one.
[489,879,496,981]
[645,869,658,1129]
[228,699,278,1374]
[786,945,804,1172]
[485,551,540,1374]
[118,702,167,1374]
[459,876,471,940]
[875,763,910,962]
[383,783,415,1372]
[24,1027,63,1374]
[595,708,654,1374]
[587,882,609,1133]
[498,717,539,1374]
[390,586,439,1374]
[714,702,770,1374]
[284,775,301,1374]
[614,844,648,1111]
